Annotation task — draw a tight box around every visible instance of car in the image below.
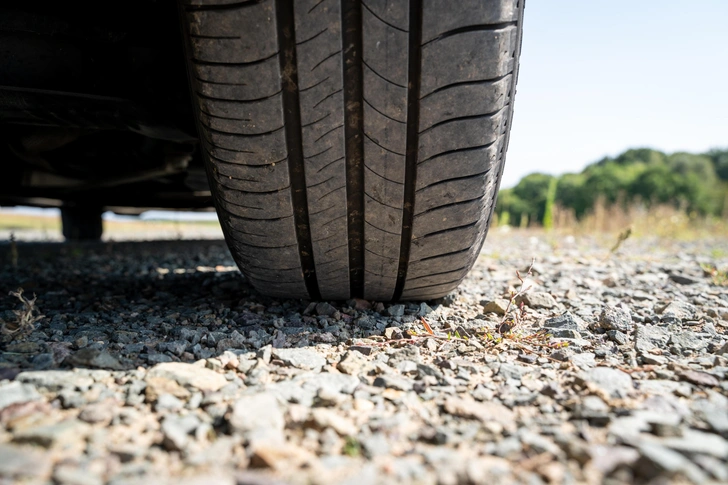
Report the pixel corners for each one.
[0,0,524,300]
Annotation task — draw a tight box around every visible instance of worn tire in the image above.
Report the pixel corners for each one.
[180,0,524,300]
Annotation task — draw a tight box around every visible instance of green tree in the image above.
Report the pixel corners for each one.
[511,173,555,223]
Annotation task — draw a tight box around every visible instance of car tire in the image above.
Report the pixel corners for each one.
[180,0,524,300]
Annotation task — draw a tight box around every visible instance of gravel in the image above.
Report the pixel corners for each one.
[0,233,727,484]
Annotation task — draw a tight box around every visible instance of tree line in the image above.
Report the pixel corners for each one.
[496,148,728,226]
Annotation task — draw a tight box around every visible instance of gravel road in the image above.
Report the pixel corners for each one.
[0,231,727,484]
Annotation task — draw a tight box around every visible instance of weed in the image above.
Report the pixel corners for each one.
[710,248,727,259]
[701,263,728,286]
[498,258,535,333]
[342,437,361,457]
[9,233,18,269]
[0,288,43,341]
[608,226,632,255]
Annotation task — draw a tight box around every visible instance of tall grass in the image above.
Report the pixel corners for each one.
[497,198,728,239]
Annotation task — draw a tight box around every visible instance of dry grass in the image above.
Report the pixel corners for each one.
[1,288,44,341]
[496,200,728,240]
[0,212,222,240]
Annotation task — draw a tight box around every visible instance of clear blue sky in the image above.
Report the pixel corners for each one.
[502,0,728,187]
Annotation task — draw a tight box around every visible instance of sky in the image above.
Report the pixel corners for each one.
[501,0,728,187]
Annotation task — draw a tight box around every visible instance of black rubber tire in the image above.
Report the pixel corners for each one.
[180,0,524,300]
[61,206,103,241]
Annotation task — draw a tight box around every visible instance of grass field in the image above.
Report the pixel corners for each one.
[0,211,223,241]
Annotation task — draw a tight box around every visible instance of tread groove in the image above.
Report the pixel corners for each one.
[313,123,344,143]
[418,142,497,166]
[364,164,404,186]
[342,0,365,298]
[365,219,401,236]
[297,27,328,46]
[302,112,331,128]
[415,168,491,193]
[200,122,284,137]
[366,192,402,211]
[276,0,321,299]
[415,195,485,217]
[363,97,406,124]
[191,51,279,67]
[413,220,479,240]
[316,156,346,173]
[199,108,251,121]
[363,60,407,89]
[418,108,506,136]
[311,50,342,72]
[186,0,263,12]
[392,0,422,301]
[317,185,346,203]
[421,22,518,48]
[363,133,406,156]
[361,2,408,33]
[308,0,326,14]
[300,76,330,93]
[194,89,283,104]
[413,246,470,263]
[405,264,470,282]
[419,75,510,101]
[312,89,344,109]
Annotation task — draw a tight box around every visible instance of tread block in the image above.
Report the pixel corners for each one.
[204,128,287,160]
[422,0,518,43]
[362,6,409,86]
[216,191,294,219]
[416,139,502,191]
[418,111,507,162]
[362,0,408,31]
[195,57,281,100]
[419,76,511,131]
[420,28,518,96]
[212,165,289,193]
[408,220,485,261]
[412,198,484,239]
[197,93,284,135]
[187,0,278,62]
[415,179,487,216]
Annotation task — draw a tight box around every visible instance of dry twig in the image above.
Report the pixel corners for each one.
[498,258,535,333]
[1,288,44,340]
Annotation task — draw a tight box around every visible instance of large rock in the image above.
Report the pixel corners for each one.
[658,301,698,323]
[635,443,706,484]
[309,408,357,436]
[230,393,285,444]
[516,292,557,309]
[337,351,367,375]
[0,444,52,481]
[145,362,228,392]
[16,371,93,392]
[597,306,633,333]
[65,348,124,370]
[13,419,91,449]
[443,397,515,432]
[543,312,582,331]
[586,367,633,398]
[634,325,670,354]
[669,333,708,353]
[272,348,326,371]
[0,382,42,411]
[480,299,511,316]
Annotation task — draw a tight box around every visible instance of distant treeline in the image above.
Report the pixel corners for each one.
[496,148,728,226]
